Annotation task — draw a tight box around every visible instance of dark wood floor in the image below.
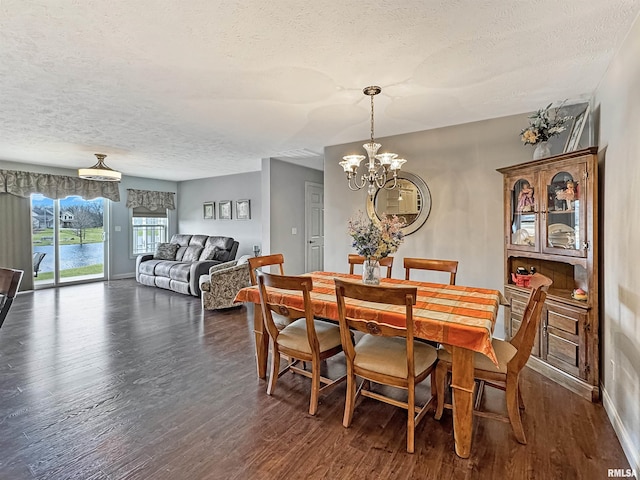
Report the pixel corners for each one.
[0,280,630,479]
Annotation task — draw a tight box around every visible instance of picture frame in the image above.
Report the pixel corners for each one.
[203,201,215,219]
[564,105,589,153]
[236,199,251,220]
[218,200,232,220]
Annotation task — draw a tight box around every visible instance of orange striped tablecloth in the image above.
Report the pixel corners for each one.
[234,271,503,364]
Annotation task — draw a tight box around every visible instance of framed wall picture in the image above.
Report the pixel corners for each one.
[203,201,215,219]
[218,200,232,220]
[236,199,251,220]
[564,105,589,153]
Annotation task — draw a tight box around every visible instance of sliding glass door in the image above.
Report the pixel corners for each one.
[31,194,106,286]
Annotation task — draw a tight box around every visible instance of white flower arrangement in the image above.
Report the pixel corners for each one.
[520,103,572,145]
[347,211,404,260]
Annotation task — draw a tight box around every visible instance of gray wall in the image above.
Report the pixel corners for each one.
[0,159,178,280]
[177,171,261,258]
[324,113,535,336]
[265,158,324,275]
[594,13,640,472]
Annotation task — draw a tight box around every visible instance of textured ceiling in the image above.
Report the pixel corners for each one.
[1,1,639,181]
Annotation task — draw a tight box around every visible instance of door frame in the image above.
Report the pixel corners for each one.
[32,195,108,288]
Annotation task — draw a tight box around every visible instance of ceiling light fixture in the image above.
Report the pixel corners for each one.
[339,86,406,197]
[78,153,122,182]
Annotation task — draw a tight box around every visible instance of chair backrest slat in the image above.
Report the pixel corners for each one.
[348,254,394,278]
[403,257,458,285]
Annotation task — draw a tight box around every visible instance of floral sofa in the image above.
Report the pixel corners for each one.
[199,255,251,310]
[136,234,238,296]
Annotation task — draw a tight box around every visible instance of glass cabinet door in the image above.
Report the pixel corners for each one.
[541,163,587,257]
[507,174,538,252]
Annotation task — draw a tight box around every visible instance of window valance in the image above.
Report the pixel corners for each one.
[126,188,175,211]
[0,169,120,202]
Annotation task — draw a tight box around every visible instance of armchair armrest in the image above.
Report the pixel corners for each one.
[202,263,251,310]
[208,260,238,276]
[209,263,251,287]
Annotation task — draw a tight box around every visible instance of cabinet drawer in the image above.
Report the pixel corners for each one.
[547,306,579,335]
[547,333,580,376]
[505,287,529,321]
[511,297,527,317]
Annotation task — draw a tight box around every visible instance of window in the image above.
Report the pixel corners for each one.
[131,207,168,255]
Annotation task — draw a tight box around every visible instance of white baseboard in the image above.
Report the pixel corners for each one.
[602,385,640,473]
[109,272,136,280]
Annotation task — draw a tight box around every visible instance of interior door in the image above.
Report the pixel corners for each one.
[305,182,324,272]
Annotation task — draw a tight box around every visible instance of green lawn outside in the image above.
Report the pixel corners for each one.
[35,264,104,281]
[33,227,104,246]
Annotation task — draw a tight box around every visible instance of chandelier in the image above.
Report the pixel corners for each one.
[78,153,122,182]
[339,86,406,197]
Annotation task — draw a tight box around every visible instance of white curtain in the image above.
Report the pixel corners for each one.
[0,169,120,202]
[126,189,175,210]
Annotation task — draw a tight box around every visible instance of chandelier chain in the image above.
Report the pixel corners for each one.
[370,93,375,145]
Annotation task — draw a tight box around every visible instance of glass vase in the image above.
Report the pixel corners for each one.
[362,258,381,285]
[533,141,551,160]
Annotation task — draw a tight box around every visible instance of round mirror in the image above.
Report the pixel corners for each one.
[366,171,431,236]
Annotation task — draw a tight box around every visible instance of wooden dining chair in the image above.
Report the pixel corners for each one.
[434,273,552,444]
[348,254,394,278]
[334,278,438,453]
[0,268,24,330]
[258,272,345,415]
[403,257,459,285]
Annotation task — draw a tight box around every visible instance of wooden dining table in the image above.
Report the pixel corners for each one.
[234,271,504,458]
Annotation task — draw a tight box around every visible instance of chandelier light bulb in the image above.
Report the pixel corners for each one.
[390,158,407,171]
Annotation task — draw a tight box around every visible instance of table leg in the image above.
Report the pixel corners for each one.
[450,346,475,458]
[253,304,268,379]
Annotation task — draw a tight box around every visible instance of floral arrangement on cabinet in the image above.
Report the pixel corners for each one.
[520,103,572,145]
[521,103,572,159]
[348,211,404,284]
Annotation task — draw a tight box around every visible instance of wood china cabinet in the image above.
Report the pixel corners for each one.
[497,147,599,401]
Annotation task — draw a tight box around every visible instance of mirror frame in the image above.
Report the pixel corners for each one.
[366,171,432,236]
